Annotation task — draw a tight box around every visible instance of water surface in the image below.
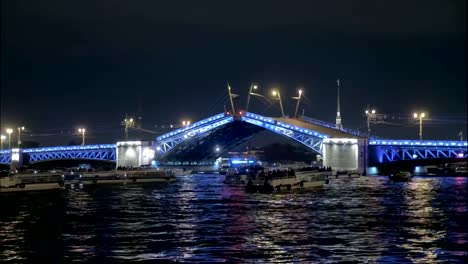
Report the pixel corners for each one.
[1,175,467,263]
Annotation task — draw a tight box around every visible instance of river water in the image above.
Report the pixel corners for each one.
[1,175,467,263]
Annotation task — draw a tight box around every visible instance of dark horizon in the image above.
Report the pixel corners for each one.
[1,0,466,146]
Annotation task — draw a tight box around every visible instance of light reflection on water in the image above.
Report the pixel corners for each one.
[0,175,466,263]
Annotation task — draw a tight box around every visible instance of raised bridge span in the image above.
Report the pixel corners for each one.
[1,112,466,172]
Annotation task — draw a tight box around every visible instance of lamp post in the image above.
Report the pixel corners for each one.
[245,84,258,112]
[123,116,134,141]
[365,108,376,135]
[0,134,5,150]
[293,89,303,118]
[17,126,25,148]
[413,112,426,140]
[6,128,13,149]
[272,89,285,117]
[78,128,86,145]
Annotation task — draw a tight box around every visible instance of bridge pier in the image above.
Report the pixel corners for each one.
[10,148,24,171]
[116,141,155,168]
[322,138,367,174]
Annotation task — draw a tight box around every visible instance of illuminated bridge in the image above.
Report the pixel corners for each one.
[0,144,116,165]
[1,112,467,171]
[154,112,467,167]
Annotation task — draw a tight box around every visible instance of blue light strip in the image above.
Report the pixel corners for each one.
[244,112,330,139]
[22,144,116,153]
[241,116,323,154]
[157,116,234,154]
[157,113,226,141]
[369,140,468,147]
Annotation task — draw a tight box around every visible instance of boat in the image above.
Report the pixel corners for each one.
[334,169,361,178]
[223,168,248,185]
[168,168,192,177]
[245,167,331,193]
[1,172,65,193]
[388,171,412,182]
[79,169,176,185]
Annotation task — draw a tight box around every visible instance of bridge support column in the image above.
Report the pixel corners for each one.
[116,141,155,168]
[10,148,24,171]
[322,138,367,174]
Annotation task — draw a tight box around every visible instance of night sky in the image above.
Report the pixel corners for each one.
[1,0,466,146]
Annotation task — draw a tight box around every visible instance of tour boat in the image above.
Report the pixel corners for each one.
[0,173,65,193]
[245,167,331,193]
[79,169,176,185]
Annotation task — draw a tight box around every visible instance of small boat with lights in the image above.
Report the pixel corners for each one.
[79,169,176,185]
[0,172,65,193]
[388,171,412,182]
[223,168,248,185]
[245,167,331,193]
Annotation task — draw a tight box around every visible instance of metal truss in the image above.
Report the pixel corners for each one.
[373,146,467,163]
[27,149,116,163]
[157,113,227,141]
[156,115,234,154]
[0,145,117,164]
[242,113,328,154]
[0,151,11,164]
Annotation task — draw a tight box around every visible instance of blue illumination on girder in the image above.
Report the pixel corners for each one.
[245,112,330,139]
[156,116,235,154]
[369,140,467,147]
[22,144,116,153]
[241,116,324,154]
[372,147,467,163]
[0,144,117,164]
[157,113,226,141]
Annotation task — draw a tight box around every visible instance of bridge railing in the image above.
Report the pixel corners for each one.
[369,139,467,147]
[157,113,226,141]
[22,144,116,153]
[299,116,371,138]
[245,112,329,139]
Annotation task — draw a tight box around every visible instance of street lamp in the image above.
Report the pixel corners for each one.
[365,108,376,135]
[17,126,25,148]
[123,116,134,141]
[78,128,86,145]
[293,89,303,118]
[271,89,285,117]
[413,112,426,140]
[0,134,5,150]
[6,128,13,149]
[245,83,259,112]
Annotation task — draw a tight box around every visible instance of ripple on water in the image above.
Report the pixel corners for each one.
[0,175,467,263]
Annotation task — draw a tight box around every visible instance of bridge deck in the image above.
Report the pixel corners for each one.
[274,117,364,139]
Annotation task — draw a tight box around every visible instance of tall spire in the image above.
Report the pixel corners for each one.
[335,78,343,130]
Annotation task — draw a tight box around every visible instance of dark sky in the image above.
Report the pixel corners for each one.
[1,0,466,146]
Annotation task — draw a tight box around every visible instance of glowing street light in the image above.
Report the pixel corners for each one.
[78,128,86,145]
[6,128,13,149]
[365,108,377,135]
[271,89,285,117]
[215,145,220,153]
[123,116,134,141]
[413,112,426,140]
[17,126,25,148]
[182,120,191,126]
[293,89,303,118]
[0,134,6,150]
[245,83,259,112]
